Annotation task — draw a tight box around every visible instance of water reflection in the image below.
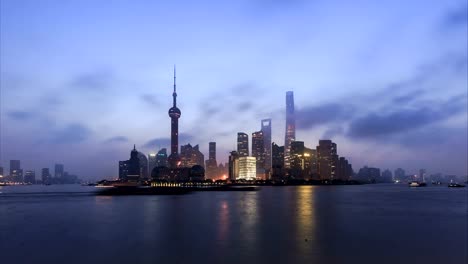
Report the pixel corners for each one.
[295,186,318,261]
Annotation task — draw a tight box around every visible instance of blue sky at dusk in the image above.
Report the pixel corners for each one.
[1,0,467,179]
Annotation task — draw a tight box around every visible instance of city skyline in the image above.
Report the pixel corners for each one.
[1,0,467,179]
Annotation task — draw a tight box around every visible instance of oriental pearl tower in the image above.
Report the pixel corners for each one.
[168,66,181,168]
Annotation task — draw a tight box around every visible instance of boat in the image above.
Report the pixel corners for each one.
[448,183,466,188]
[409,181,426,187]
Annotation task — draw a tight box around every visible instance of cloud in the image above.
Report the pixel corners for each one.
[70,71,113,91]
[392,89,425,104]
[443,4,468,29]
[347,96,466,139]
[7,111,36,121]
[296,103,355,129]
[50,123,92,144]
[141,94,160,107]
[143,133,194,149]
[105,136,128,143]
[237,101,253,112]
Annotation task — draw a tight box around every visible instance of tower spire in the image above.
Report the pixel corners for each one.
[172,65,177,107]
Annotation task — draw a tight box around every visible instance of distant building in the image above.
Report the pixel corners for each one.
[205,142,218,179]
[317,140,337,180]
[356,166,381,183]
[156,148,168,167]
[290,141,307,179]
[10,160,23,182]
[24,170,36,184]
[261,119,272,174]
[41,168,51,184]
[419,169,426,182]
[382,169,393,183]
[54,164,64,179]
[271,143,285,179]
[237,132,249,157]
[252,130,265,178]
[284,91,295,169]
[148,153,157,175]
[394,168,406,182]
[0,166,4,182]
[180,144,204,168]
[237,157,256,180]
[119,161,129,179]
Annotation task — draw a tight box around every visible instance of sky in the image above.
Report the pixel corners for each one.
[0,0,467,179]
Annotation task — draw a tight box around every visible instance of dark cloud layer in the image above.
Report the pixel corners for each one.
[296,103,355,129]
[105,136,129,143]
[70,71,113,91]
[7,111,36,121]
[443,4,468,28]
[50,123,92,144]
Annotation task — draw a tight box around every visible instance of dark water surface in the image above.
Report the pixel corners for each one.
[0,184,466,264]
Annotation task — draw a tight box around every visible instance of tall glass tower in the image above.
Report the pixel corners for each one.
[284,91,295,169]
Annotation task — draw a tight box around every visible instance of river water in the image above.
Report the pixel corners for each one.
[0,184,466,264]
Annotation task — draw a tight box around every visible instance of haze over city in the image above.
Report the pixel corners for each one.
[1,0,467,179]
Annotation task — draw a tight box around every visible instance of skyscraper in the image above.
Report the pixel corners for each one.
[10,160,22,182]
[205,142,218,179]
[148,153,157,174]
[24,170,36,184]
[41,168,50,184]
[271,143,285,179]
[168,67,181,168]
[252,130,265,177]
[261,119,272,174]
[237,132,249,157]
[0,166,3,181]
[180,144,204,168]
[156,148,168,167]
[54,164,64,179]
[237,157,256,180]
[228,151,240,181]
[317,140,337,180]
[284,91,295,169]
[137,152,149,179]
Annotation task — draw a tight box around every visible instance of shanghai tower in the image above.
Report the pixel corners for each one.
[168,67,181,168]
[284,91,295,169]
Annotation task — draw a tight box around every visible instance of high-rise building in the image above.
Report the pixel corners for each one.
[237,157,256,180]
[119,145,140,181]
[252,130,265,177]
[289,141,314,179]
[41,168,50,184]
[10,160,23,182]
[228,151,240,181]
[356,166,381,183]
[205,142,218,179]
[271,143,285,179]
[156,148,168,167]
[148,153,157,174]
[284,91,296,169]
[317,140,337,180]
[24,170,36,184]
[180,144,204,168]
[261,119,272,173]
[0,166,4,181]
[168,67,181,168]
[419,169,426,182]
[237,132,249,157]
[54,164,64,179]
[382,169,393,183]
[336,157,349,181]
[394,168,406,182]
[138,152,149,179]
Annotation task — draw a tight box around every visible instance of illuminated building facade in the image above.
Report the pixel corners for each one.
[290,141,314,179]
[237,132,249,157]
[284,91,295,169]
[180,144,205,168]
[237,156,256,180]
[317,140,337,180]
